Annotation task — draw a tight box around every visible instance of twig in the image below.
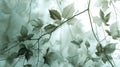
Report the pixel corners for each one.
[104,53,115,67]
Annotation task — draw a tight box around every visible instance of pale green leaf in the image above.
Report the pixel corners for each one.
[104,43,116,54]
[44,24,57,33]
[110,23,120,39]
[93,16,102,26]
[20,25,28,37]
[62,3,75,19]
[49,10,61,20]
[85,41,90,48]
[67,18,78,25]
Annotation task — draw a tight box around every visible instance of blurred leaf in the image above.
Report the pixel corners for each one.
[44,24,57,33]
[40,38,49,45]
[102,55,112,63]
[110,23,120,39]
[96,43,103,53]
[31,19,43,28]
[31,19,43,32]
[25,49,33,61]
[85,41,90,48]
[67,18,78,25]
[44,52,62,65]
[18,47,27,56]
[17,36,25,42]
[62,3,75,19]
[24,64,32,67]
[105,30,111,36]
[95,52,101,56]
[99,9,104,21]
[27,34,34,40]
[93,16,102,26]
[71,39,83,48]
[104,43,116,54]
[91,58,100,62]
[49,10,61,20]
[101,0,108,11]
[102,56,107,63]
[7,52,18,64]
[67,55,78,67]
[54,20,61,25]
[20,26,28,37]
[104,13,111,22]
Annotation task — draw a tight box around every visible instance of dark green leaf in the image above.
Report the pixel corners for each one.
[91,58,100,62]
[85,41,90,48]
[104,13,111,22]
[18,47,27,56]
[24,64,32,67]
[95,52,101,56]
[104,43,116,54]
[20,26,28,37]
[96,43,103,53]
[17,36,25,42]
[49,10,61,20]
[44,24,57,33]
[105,30,111,36]
[99,9,104,21]
[102,55,112,63]
[71,40,79,46]
[102,57,107,63]
[71,39,83,48]
[27,34,34,40]
[25,49,33,61]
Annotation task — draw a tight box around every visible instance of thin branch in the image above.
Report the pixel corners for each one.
[27,0,32,24]
[104,53,115,67]
[31,8,88,47]
[87,0,99,42]
[87,0,115,67]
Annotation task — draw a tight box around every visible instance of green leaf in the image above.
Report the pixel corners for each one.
[24,64,32,67]
[99,9,104,21]
[49,10,61,20]
[85,41,90,48]
[93,16,103,26]
[102,55,112,63]
[62,3,75,19]
[104,13,111,22]
[95,52,101,56]
[25,49,33,61]
[102,57,107,63]
[17,36,25,42]
[31,19,43,33]
[20,26,28,37]
[105,30,111,36]
[54,20,61,25]
[44,24,57,33]
[71,39,83,48]
[110,23,120,39]
[27,34,34,40]
[18,47,27,56]
[91,58,100,62]
[71,40,80,46]
[67,18,78,25]
[104,43,116,54]
[96,43,103,53]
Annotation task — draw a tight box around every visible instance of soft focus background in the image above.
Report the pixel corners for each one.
[0,0,120,67]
